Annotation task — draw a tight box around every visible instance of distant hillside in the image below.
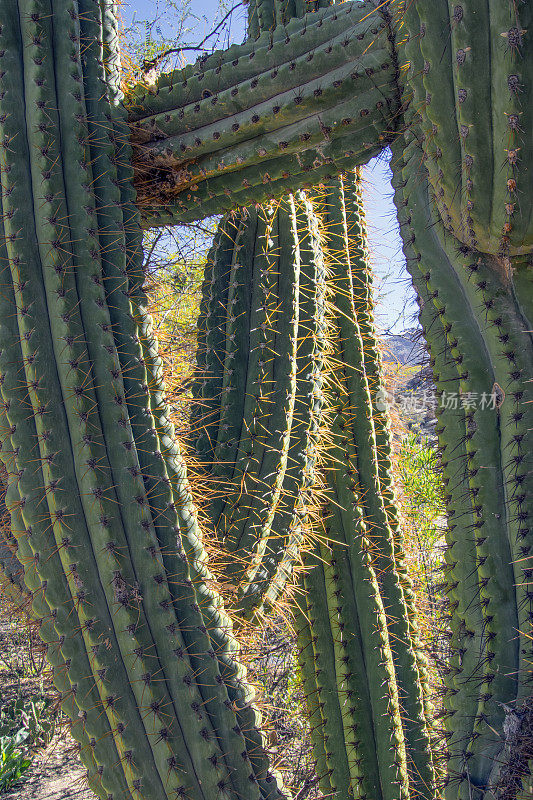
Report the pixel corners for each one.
[384,329,426,366]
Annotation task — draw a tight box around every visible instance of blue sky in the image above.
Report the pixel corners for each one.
[121,0,414,333]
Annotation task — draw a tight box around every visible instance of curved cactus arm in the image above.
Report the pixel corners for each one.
[391,148,485,798]
[242,196,328,617]
[212,200,300,591]
[392,116,533,796]
[302,408,412,800]
[192,194,325,617]
[126,0,402,225]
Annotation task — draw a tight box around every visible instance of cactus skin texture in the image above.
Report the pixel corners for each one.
[0,0,533,799]
[293,172,435,800]
[127,0,402,226]
[0,3,286,799]
[192,193,326,619]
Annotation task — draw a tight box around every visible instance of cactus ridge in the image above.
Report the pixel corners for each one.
[318,174,436,796]
[403,0,532,256]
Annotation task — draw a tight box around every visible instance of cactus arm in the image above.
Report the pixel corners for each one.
[342,174,434,727]
[391,118,532,795]
[128,2,388,117]
[140,136,384,227]
[195,199,302,604]
[193,193,328,619]
[127,0,401,224]
[320,413,411,800]
[241,197,327,617]
[322,176,435,796]
[0,232,136,800]
[391,155,485,797]
[34,4,238,793]
[78,10,269,795]
[216,200,300,592]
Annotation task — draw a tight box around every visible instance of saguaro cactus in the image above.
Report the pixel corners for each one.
[294,172,435,800]
[192,194,326,619]
[0,0,532,799]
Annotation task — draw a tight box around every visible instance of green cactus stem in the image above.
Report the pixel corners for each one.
[401,0,532,257]
[391,124,533,797]
[192,193,326,618]
[127,0,402,225]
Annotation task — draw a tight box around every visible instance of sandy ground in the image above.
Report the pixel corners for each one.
[3,732,95,800]
[1,732,95,800]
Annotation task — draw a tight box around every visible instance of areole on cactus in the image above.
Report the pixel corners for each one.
[0,1,531,800]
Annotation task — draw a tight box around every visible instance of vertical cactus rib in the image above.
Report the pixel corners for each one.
[299,544,359,800]
[293,591,333,795]
[322,174,435,798]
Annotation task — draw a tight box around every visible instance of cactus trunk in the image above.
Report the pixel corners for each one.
[0,3,285,798]
[0,0,532,798]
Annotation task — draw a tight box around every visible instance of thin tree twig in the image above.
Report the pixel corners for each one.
[142,2,244,72]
